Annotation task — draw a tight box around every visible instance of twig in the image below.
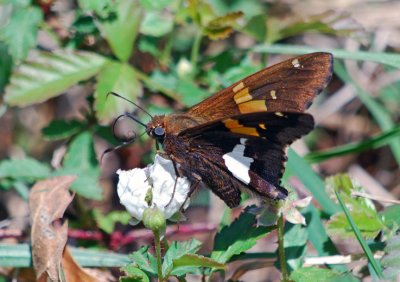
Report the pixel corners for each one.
[351,191,400,205]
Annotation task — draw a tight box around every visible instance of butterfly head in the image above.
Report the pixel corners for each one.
[146,115,166,142]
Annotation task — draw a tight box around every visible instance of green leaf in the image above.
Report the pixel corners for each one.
[70,247,131,267]
[140,11,173,37]
[211,210,275,263]
[0,243,130,267]
[162,239,202,276]
[176,79,209,107]
[42,120,84,140]
[290,267,359,282]
[286,149,339,215]
[0,5,43,63]
[303,204,347,272]
[207,0,264,21]
[96,0,142,61]
[381,234,400,280]
[173,253,224,270]
[243,14,267,41]
[203,11,243,40]
[252,44,400,69]
[121,265,150,282]
[326,175,385,240]
[334,186,383,278]
[4,50,108,107]
[13,181,29,200]
[78,0,114,18]
[93,209,131,234]
[129,246,158,277]
[283,223,308,271]
[0,157,51,180]
[380,205,400,229]
[56,132,102,200]
[140,0,172,10]
[94,61,142,123]
[306,126,400,163]
[0,42,13,92]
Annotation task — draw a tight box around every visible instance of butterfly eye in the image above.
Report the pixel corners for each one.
[153,126,165,137]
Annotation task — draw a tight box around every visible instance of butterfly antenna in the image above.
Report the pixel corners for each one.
[100,129,147,165]
[100,113,148,164]
[107,91,153,119]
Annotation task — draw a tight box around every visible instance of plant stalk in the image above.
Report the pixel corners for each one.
[190,29,203,71]
[277,214,289,281]
[154,231,163,282]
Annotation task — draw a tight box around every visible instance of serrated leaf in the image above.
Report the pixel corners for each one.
[121,265,150,282]
[290,267,359,282]
[0,5,43,63]
[211,211,274,263]
[129,246,158,277]
[94,61,142,123]
[55,132,102,200]
[162,240,202,276]
[96,0,142,61]
[140,11,173,37]
[4,50,108,107]
[0,157,51,180]
[42,120,84,140]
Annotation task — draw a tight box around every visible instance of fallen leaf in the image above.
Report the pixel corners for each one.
[29,176,76,281]
[62,247,101,282]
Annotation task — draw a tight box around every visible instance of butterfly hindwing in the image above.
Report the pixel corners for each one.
[175,112,314,206]
[188,52,333,122]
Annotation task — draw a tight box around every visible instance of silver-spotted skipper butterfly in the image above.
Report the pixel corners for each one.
[113,52,333,208]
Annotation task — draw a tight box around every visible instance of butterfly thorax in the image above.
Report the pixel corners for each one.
[146,114,204,138]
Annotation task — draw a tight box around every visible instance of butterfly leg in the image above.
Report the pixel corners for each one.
[165,158,182,207]
[179,173,202,213]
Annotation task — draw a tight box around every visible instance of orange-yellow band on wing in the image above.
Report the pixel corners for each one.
[238,100,268,114]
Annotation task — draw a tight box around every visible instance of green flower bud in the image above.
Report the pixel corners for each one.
[142,206,166,234]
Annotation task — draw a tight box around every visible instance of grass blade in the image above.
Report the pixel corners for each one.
[306,126,400,163]
[253,44,400,68]
[334,190,383,278]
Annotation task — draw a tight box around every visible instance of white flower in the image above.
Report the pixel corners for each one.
[117,154,191,224]
[257,191,312,226]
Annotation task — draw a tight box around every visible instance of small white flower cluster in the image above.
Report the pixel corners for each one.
[117,155,191,225]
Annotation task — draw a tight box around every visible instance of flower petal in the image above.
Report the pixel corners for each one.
[117,168,150,220]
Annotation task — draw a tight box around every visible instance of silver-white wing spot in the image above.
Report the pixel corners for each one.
[222,138,253,184]
[292,58,301,68]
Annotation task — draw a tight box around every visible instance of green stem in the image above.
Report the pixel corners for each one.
[190,29,203,70]
[277,215,289,281]
[154,231,163,282]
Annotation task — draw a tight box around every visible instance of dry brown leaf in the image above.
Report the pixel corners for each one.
[62,247,99,282]
[29,175,76,281]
